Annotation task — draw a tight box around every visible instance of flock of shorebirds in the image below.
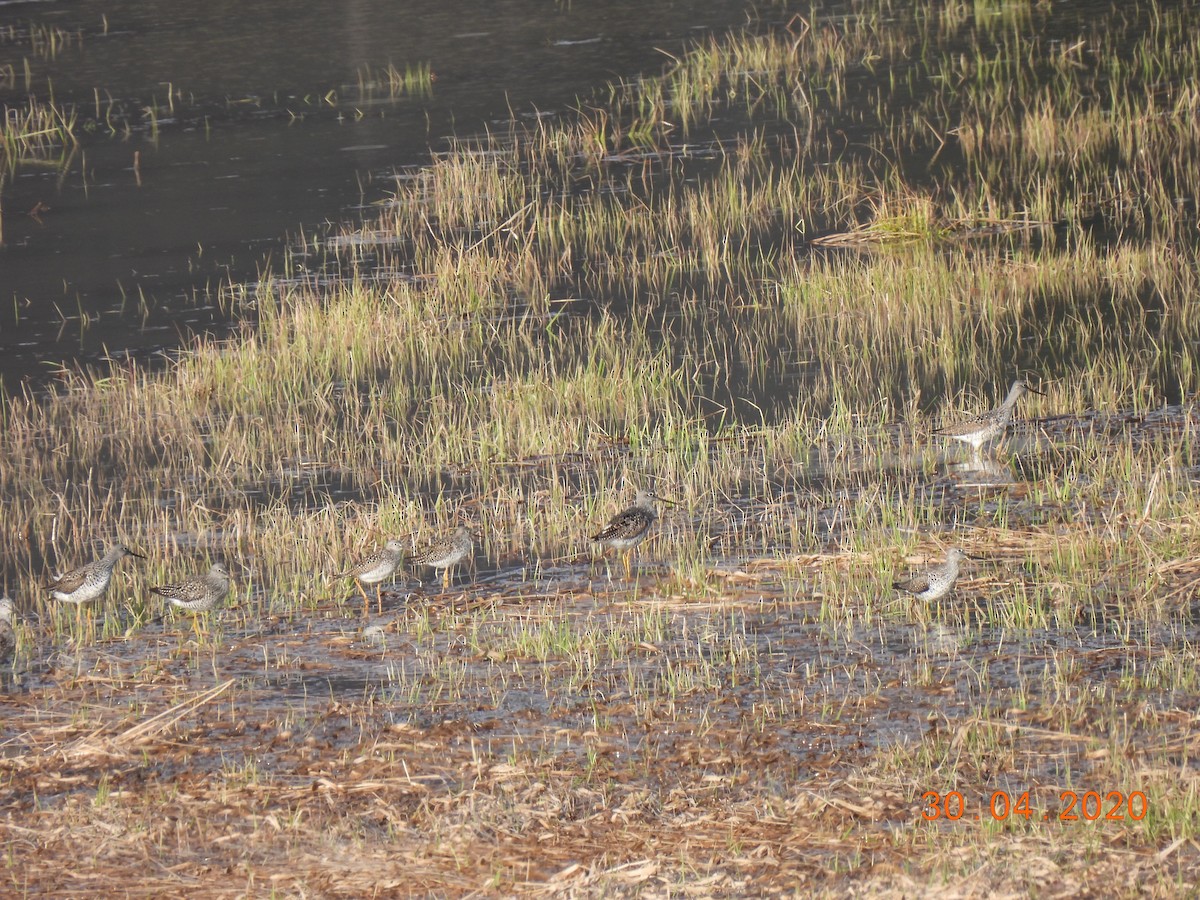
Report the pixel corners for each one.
[0,378,1040,657]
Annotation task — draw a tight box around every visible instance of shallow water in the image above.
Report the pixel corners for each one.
[0,0,759,392]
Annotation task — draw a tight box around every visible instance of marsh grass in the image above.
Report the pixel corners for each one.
[355,61,434,101]
[0,20,82,62]
[2,0,1200,893]
[0,95,77,190]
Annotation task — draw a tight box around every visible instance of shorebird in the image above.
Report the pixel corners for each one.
[935,379,1042,454]
[892,548,969,604]
[591,488,674,578]
[341,539,406,616]
[47,544,144,627]
[0,598,16,669]
[150,563,232,613]
[410,525,474,591]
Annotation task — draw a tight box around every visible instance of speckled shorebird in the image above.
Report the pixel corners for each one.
[342,539,406,616]
[591,488,674,578]
[47,544,144,626]
[151,563,232,613]
[410,525,474,591]
[892,548,969,604]
[935,379,1042,454]
[0,598,16,669]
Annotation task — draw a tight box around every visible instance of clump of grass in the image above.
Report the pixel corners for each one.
[0,20,82,60]
[0,96,77,178]
[356,61,434,100]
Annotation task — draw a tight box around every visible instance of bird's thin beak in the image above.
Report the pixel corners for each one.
[128,549,147,559]
[1026,385,1045,395]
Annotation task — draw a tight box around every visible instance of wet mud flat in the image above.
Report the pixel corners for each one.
[2,408,1198,896]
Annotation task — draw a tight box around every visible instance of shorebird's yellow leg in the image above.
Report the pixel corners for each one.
[355,579,372,618]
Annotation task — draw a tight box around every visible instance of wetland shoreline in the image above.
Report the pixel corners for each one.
[3,0,1200,894]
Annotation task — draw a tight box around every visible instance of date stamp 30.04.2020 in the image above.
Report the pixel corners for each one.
[921,790,1148,823]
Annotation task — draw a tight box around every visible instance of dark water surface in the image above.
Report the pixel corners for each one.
[0,0,757,392]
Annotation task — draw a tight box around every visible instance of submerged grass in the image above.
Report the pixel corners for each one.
[0,96,77,196]
[2,0,1200,893]
[355,61,434,101]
